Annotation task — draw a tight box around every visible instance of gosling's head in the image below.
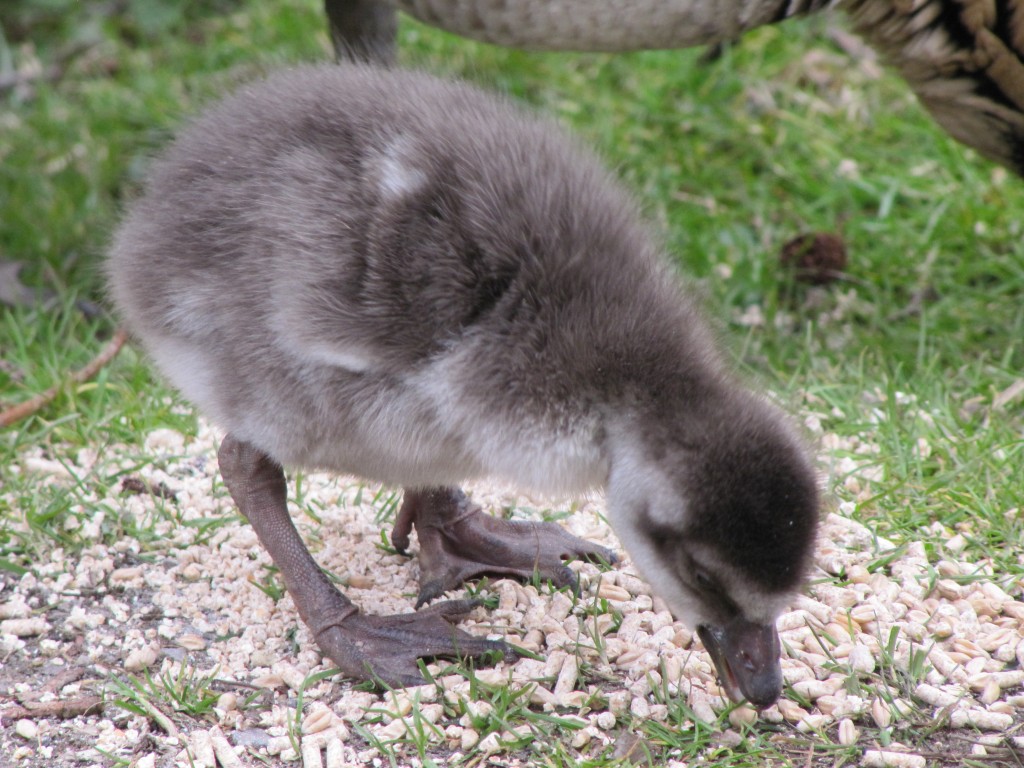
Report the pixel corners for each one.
[606,388,819,708]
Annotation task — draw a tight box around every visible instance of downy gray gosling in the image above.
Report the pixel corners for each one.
[107,64,819,708]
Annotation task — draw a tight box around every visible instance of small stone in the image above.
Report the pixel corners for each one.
[231,729,271,748]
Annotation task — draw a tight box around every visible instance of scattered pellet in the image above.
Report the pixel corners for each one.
[0,597,31,620]
[302,738,324,768]
[914,683,961,708]
[0,618,48,637]
[870,698,892,728]
[251,674,285,689]
[124,644,159,672]
[979,679,1002,705]
[302,704,334,735]
[950,708,1014,731]
[777,699,809,723]
[728,706,757,728]
[477,732,501,753]
[571,728,591,748]
[5,418,1024,766]
[15,719,38,740]
[177,634,207,651]
[848,644,875,673]
[553,654,579,701]
[461,728,479,750]
[837,718,859,745]
[862,750,926,768]
[210,728,242,768]
[188,729,216,768]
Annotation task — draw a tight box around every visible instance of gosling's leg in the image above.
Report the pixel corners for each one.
[217,435,507,686]
[392,487,618,607]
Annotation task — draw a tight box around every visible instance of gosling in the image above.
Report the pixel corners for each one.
[107,64,819,708]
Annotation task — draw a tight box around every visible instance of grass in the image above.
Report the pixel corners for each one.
[2,0,1023,765]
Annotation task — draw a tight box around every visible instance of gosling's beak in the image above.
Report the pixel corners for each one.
[697,617,782,708]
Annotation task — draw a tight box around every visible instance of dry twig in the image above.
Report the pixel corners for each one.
[0,328,129,428]
[0,696,103,723]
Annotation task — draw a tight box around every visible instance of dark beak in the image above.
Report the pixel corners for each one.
[697,617,782,708]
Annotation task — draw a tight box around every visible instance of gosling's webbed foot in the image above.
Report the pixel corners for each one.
[217,435,508,688]
[314,598,511,687]
[392,487,617,607]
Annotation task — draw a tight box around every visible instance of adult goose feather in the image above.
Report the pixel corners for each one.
[329,0,1024,175]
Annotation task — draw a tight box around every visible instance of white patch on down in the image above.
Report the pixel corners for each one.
[159,287,221,337]
[377,141,427,199]
[407,349,607,497]
[287,339,380,374]
[146,335,223,422]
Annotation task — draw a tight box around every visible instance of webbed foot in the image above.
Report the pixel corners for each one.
[313,598,509,686]
[392,487,617,607]
[217,435,508,687]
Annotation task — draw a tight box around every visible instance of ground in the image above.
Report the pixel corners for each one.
[2,413,1022,767]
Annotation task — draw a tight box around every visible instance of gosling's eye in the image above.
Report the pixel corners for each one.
[695,569,715,592]
[693,569,740,617]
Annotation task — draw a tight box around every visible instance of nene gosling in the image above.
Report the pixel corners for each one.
[107,65,819,708]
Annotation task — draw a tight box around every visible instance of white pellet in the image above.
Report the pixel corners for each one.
[301,738,323,768]
[862,750,926,768]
